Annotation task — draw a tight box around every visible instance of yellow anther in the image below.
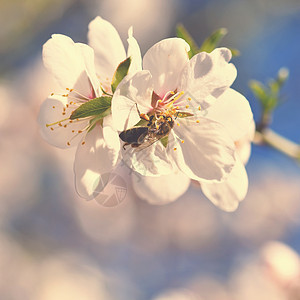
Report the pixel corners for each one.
[177,123,180,126]
[198,106,201,110]
[181,140,185,144]
[186,105,189,109]
[188,97,191,101]
[196,120,200,123]
[174,147,177,151]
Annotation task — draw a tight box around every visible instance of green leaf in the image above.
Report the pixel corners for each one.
[249,80,267,103]
[111,57,131,93]
[199,28,228,53]
[229,48,240,57]
[176,23,199,58]
[70,96,112,120]
[160,135,169,148]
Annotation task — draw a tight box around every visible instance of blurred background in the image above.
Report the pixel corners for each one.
[1,0,300,299]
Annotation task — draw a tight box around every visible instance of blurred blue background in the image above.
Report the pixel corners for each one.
[1,0,300,299]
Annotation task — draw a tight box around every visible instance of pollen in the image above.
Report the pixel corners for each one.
[50,127,54,131]
[63,125,67,128]
[185,105,189,109]
[72,130,75,133]
[78,130,82,133]
[67,142,70,146]
[196,120,200,123]
[174,147,177,151]
[81,141,85,145]
[58,123,62,127]
[181,140,184,144]
[198,106,201,110]
[51,93,54,96]
[177,123,180,126]
[52,106,55,109]
[188,97,191,101]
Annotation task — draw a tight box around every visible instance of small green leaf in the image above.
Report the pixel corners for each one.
[70,96,112,120]
[229,48,240,57]
[160,135,169,148]
[111,57,131,93]
[249,80,267,102]
[176,23,199,58]
[199,28,228,53]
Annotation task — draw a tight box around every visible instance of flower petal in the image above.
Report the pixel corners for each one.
[74,123,120,199]
[132,169,190,205]
[143,38,190,97]
[111,70,153,131]
[102,115,121,151]
[127,26,142,73]
[38,95,89,148]
[121,142,174,177]
[75,43,100,97]
[179,48,237,109]
[168,117,236,181]
[200,158,248,212]
[235,119,255,165]
[205,88,253,141]
[88,16,126,82]
[43,34,93,96]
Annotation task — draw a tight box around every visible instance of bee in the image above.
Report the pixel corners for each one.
[119,114,174,151]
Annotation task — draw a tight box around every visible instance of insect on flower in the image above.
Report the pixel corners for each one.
[119,103,182,151]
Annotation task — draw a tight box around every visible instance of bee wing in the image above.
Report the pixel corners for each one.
[134,131,162,152]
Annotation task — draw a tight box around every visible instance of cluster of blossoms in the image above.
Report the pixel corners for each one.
[39,16,254,211]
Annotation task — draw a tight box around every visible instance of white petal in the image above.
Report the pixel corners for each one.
[168,117,236,181]
[88,16,126,82]
[38,95,89,148]
[235,119,255,165]
[143,38,190,97]
[121,142,174,177]
[111,70,153,131]
[179,48,237,109]
[75,43,100,97]
[74,124,120,199]
[102,115,121,151]
[127,26,142,73]
[200,158,248,212]
[205,88,253,141]
[43,34,93,95]
[132,169,190,205]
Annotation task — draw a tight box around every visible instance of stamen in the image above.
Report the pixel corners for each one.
[46,118,69,127]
